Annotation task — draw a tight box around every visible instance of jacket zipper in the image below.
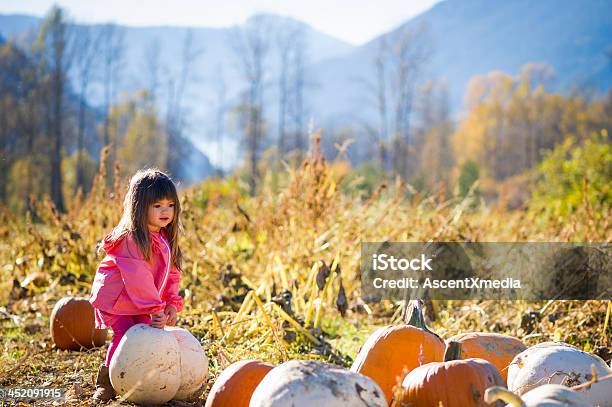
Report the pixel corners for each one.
[159,235,171,295]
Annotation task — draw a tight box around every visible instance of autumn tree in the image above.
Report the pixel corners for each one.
[415,80,454,194]
[453,71,514,181]
[113,92,168,176]
[0,41,25,203]
[453,62,612,200]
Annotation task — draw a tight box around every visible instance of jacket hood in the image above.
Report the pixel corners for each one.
[101,231,124,254]
[102,228,169,255]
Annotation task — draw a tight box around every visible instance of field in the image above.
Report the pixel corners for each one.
[0,141,610,406]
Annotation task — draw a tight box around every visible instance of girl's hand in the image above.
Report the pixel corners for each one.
[151,312,167,329]
[164,305,178,326]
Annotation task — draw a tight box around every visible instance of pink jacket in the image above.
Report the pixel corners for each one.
[89,229,184,318]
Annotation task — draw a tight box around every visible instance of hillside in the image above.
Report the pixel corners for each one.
[310,0,612,126]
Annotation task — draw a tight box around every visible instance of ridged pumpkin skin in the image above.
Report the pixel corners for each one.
[350,301,445,404]
[50,297,107,350]
[508,342,612,407]
[485,385,592,407]
[448,332,526,383]
[165,327,210,401]
[109,324,181,404]
[249,360,387,407]
[205,360,274,407]
[393,355,506,407]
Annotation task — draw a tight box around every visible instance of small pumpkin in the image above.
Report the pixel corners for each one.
[351,300,445,403]
[485,385,592,407]
[508,342,611,407]
[50,297,107,350]
[392,341,507,407]
[249,359,387,407]
[205,360,274,407]
[448,332,526,383]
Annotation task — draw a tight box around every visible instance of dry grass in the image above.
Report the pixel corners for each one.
[0,138,609,405]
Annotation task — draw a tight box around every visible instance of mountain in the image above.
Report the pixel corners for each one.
[404,0,612,105]
[2,1,611,171]
[309,0,612,126]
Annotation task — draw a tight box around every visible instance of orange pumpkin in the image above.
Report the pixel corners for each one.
[392,341,506,407]
[50,297,107,350]
[205,360,274,407]
[448,332,526,383]
[350,300,445,404]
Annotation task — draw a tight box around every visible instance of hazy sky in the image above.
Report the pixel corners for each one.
[0,0,441,45]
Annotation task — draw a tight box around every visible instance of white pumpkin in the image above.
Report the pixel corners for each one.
[110,324,181,405]
[165,326,209,400]
[109,324,209,404]
[508,342,611,407]
[249,360,387,407]
[485,385,592,407]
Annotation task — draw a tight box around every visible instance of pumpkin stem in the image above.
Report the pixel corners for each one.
[443,341,462,361]
[405,300,438,337]
[484,387,525,407]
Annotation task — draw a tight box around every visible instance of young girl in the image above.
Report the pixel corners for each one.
[89,169,184,402]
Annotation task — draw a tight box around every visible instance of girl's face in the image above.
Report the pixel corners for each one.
[147,198,175,232]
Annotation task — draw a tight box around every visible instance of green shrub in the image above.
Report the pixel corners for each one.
[530,130,611,218]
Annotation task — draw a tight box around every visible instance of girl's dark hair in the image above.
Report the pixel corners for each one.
[104,168,182,270]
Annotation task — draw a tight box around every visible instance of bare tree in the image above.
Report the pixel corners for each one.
[39,6,75,212]
[231,17,271,195]
[74,25,101,192]
[165,28,203,176]
[374,36,389,169]
[276,26,291,157]
[213,63,228,176]
[362,25,430,177]
[275,21,305,158]
[387,24,431,178]
[99,23,124,175]
[288,30,307,156]
[143,38,162,107]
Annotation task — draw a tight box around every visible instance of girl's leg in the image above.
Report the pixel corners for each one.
[105,315,135,366]
[105,314,156,366]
